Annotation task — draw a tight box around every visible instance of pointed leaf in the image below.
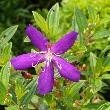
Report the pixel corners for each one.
[47,3,59,37]
[67,80,85,97]
[90,52,97,72]
[74,7,88,33]
[20,78,37,105]
[87,4,97,22]
[0,43,12,65]
[0,25,18,49]
[93,29,110,39]
[0,82,7,104]
[33,11,48,35]
[90,78,102,94]
[0,62,10,90]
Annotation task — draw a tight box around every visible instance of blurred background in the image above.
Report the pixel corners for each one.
[0,0,109,55]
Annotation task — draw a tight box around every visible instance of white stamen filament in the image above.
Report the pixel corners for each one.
[56,61,62,69]
[45,48,53,66]
[31,55,44,67]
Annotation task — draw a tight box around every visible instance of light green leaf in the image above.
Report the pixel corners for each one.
[6,105,18,110]
[95,58,102,75]
[68,80,85,97]
[47,3,59,37]
[24,36,30,42]
[0,43,12,65]
[15,78,25,99]
[103,66,110,72]
[90,78,102,94]
[74,6,88,33]
[93,29,110,39]
[98,18,110,26]
[101,74,110,79]
[0,62,10,90]
[87,4,96,22]
[0,82,7,104]
[90,52,97,72]
[0,25,18,49]
[72,17,79,32]
[33,11,48,35]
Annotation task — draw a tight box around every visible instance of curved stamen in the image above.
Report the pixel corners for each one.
[31,55,45,67]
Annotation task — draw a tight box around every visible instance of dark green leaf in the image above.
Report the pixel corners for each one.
[20,78,37,105]
[99,45,110,58]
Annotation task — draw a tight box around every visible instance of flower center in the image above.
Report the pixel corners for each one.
[45,42,53,65]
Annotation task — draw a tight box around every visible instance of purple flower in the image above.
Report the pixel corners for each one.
[10,25,81,94]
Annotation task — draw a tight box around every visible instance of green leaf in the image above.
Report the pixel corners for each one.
[103,56,110,67]
[47,3,59,37]
[72,17,79,32]
[6,105,18,110]
[67,80,85,97]
[90,52,97,72]
[0,82,7,104]
[15,78,25,99]
[99,45,110,58]
[74,6,88,33]
[20,78,37,105]
[0,43,12,65]
[93,29,110,39]
[97,18,110,26]
[24,36,30,42]
[95,58,102,75]
[90,78,102,94]
[0,62,10,90]
[87,4,97,22]
[82,101,106,109]
[32,11,48,35]
[103,66,110,72]
[101,74,110,79]
[0,25,18,49]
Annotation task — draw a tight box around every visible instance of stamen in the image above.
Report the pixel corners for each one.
[53,53,61,57]
[56,61,62,69]
[31,56,44,67]
[30,53,37,57]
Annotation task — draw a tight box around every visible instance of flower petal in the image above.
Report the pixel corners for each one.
[25,25,48,51]
[38,62,54,94]
[53,56,81,82]
[51,31,78,54]
[10,53,45,70]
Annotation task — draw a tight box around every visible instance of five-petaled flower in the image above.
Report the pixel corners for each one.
[10,25,81,94]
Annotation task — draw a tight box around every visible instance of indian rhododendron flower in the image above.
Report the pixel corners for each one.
[10,25,81,94]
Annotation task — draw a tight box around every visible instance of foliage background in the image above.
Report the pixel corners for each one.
[0,0,110,110]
